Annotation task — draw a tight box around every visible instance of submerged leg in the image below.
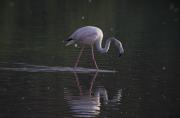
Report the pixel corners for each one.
[74,46,85,68]
[91,45,99,69]
[73,72,83,96]
[89,72,98,96]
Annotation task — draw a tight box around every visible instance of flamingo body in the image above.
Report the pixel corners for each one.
[66,26,103,46]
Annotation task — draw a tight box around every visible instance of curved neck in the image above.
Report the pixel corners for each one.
[95,38,112,53]
[95,37,124,55]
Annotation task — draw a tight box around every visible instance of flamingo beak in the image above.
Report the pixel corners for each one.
[118,53,122,57]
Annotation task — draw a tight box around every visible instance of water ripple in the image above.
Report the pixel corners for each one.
[0,62,116,73]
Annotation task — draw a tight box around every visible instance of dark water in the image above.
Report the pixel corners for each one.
[0,0,180,118]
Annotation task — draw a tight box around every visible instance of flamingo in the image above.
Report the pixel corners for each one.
[65,26,124,69]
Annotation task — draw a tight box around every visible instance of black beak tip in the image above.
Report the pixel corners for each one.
[118,53,123,57]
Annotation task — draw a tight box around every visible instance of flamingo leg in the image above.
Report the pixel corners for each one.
[91,45,99,69]
[74,46,85,68]
[73,72,83,96]
[89,71,98,96]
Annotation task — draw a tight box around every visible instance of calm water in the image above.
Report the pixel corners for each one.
[0,0,179,118]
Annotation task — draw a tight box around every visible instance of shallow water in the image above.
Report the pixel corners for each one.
[0,62,116,73]
[0,0,179,118]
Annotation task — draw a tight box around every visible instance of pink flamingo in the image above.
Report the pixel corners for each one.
[66,26,124,69]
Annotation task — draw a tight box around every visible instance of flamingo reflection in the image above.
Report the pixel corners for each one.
[64,72,122,118]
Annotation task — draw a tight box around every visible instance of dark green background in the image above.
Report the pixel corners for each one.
[0,0,179,118]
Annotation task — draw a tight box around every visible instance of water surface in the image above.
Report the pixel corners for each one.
[0,0,179,118]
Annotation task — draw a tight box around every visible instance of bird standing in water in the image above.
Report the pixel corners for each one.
[65,26,124,69]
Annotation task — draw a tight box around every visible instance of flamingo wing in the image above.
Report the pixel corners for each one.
[66,26,100,46]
